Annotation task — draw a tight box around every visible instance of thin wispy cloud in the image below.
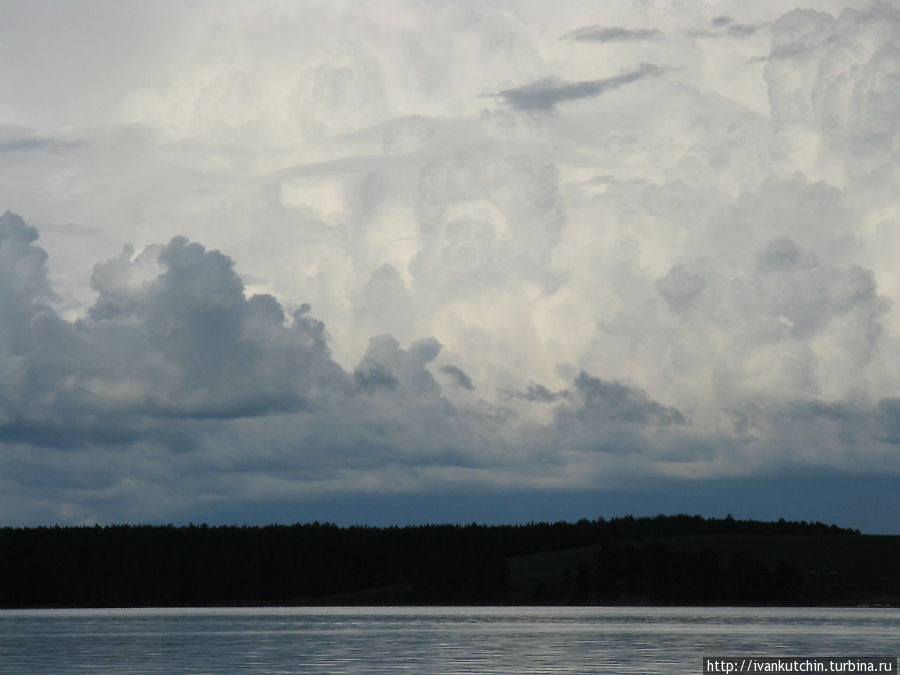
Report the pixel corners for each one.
[564,26,661,43]
[495,63,666,111]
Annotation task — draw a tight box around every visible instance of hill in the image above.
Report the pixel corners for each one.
[504,532,900,606]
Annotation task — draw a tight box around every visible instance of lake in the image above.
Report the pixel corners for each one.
[0,606,896,673]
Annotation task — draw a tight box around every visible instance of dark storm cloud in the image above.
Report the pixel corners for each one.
[350,335,444,402]
[0,211,75,426]
[354,361,399,392]
[570,373,686,426]
[528,373,691,462]
[495,63,665,111]
[794,399,859,424]
[564,26,661,43]
[781,396,900,448]
[0,211,350,450]
[875,398,900,444]
[0,212,485,480]
[82,236,348,418]
[440,365,475,391]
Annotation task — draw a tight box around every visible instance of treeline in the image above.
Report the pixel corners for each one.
[0,515,856,608]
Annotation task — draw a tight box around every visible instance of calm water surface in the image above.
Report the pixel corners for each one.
[0,606,896,673]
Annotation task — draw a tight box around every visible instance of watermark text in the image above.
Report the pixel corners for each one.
[703,657,896,673]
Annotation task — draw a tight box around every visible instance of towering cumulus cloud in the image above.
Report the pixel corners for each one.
[0,1,898,529]
[85,236,346,418]
[0,210,346,442]
[766,3,900,156]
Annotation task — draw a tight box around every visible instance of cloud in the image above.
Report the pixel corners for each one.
[355,359,399,393]
[566,373,686,427]
[0,212,350,450]
[727,24,763,38]
[495,63,666,111]
[0,136,75,155]
[505,383,562,403]
[440,365,475,391]
[649,234,890,407]
[349,335,437,400]
[82,237,348,419]
[690,16,768,40]
[564,26,661,43]
[1,210,899,525]
[765,3,900,158]
[2,3,900,530]
[0,211,72,427]
[655,265,707,312]
[0,213,690,468]
[353,263,416,346]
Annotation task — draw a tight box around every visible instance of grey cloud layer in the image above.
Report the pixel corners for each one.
[4,207,896,493]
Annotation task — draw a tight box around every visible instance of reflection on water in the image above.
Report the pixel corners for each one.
[0,606,896,674]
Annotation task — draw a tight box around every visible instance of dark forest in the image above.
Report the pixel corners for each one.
[1,515,897,608]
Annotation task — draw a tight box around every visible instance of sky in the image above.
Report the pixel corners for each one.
[1,0,899,533]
